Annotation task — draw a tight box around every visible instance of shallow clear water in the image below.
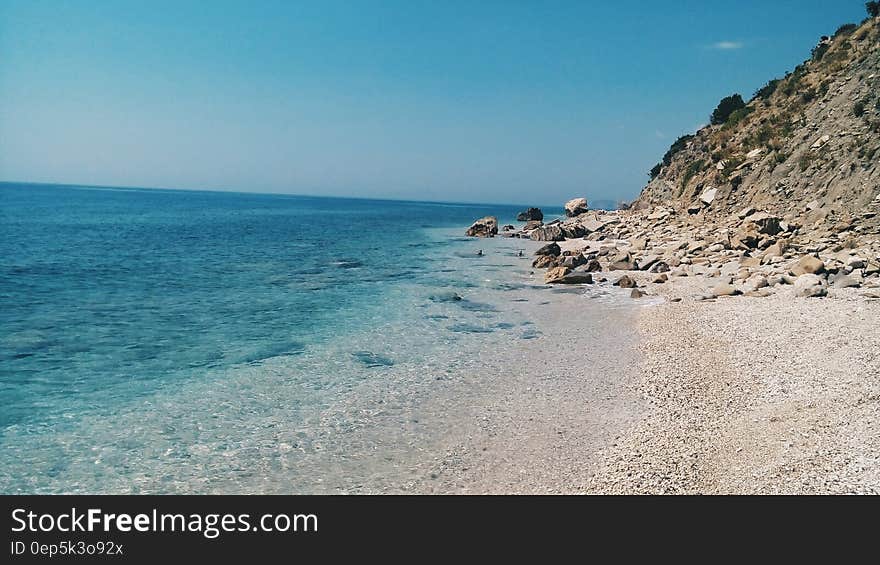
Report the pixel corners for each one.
[0,182,640,493]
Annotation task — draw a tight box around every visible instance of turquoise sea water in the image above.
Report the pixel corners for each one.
[5,182,615,492]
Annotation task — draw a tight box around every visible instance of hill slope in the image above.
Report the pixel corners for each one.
[636,16,880,230]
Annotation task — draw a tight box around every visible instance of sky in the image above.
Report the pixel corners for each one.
[0,1,871,205]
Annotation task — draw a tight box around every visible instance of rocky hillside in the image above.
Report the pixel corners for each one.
[636,14,880,230]
[464,11,880,302]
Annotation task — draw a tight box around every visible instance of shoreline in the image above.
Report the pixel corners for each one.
[4,201,877,494]
[412,279,880,494]
[0,227,647,494]
[460,200,880,493]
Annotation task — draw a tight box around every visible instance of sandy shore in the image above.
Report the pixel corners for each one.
[587,288,880,494]
[476,199,880,493]
[414,282,880,494]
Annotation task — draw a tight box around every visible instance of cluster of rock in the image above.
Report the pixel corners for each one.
[465,190,880,301]
[463,180,879,304]
[521,197,880,300]
[465,198,601,242]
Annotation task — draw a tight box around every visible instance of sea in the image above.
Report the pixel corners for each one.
[0,182,640,493]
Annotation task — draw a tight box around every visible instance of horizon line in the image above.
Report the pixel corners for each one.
[0,179,624,211]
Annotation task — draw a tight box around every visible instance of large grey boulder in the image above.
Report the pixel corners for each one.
[638,255,660,271]
[790,255,825,276]
[608,251,636,271]
[516,207,544,222]
[580,218,610,233]
[750,212,783,236]
[559,254,588,268]
[532,255,558,269]
[582,259,602,272]
[530,225,565,241]
[534,242,561,256]
[711,283,740,297]
[544,266,571,283]
[699,187,718,205]
[558,272,594,284]
[564,198,589,217]
[830,273,862,288]
[465,216,498,238]
[794,273,827,297]
[560,223,587,239]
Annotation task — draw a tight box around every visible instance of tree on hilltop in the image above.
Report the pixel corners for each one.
[710,94,746,126]
[868,2,880,18]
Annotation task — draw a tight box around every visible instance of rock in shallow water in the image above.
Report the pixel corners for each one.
[428,291,463,302]
[544,266,571,283]
[456,299,498,312]
[516,207,544,221]
[465,216,498,238]
[532,255,558,269]
[447,323,494,334]
[352,351,394,368]
[520,328,542,339]
[241,341,306,364]
[557,272,594,284]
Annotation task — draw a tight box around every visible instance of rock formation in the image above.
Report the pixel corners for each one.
[516,207,544,221]
[465,216,498,238]
[564,198,588,217]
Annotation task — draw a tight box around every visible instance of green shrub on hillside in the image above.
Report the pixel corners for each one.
[680,159,705,192]
[868,2,880,18]
[800,88,817,103]
[799,152,817,171]
[649,133,697,179]
[710,94,746,125]
[752,79,780,101]
[833,23,858,37]
[663,134,695,166]
[724,106,753,127]
[779,64,809,97]
[812,42,829,61]
[854,100,866,117]
[749,125,775,148]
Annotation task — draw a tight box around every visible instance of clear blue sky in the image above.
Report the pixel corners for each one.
[0,1,870,205]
